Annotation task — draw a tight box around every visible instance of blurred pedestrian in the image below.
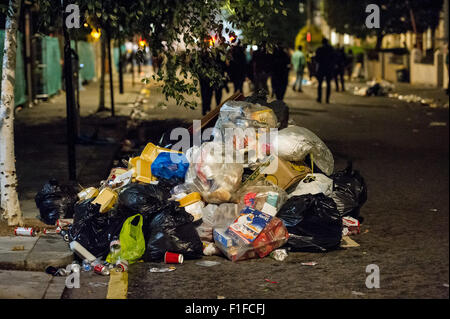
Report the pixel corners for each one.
[252,44,271,93]
[315,38,335,103]
[346,48,354,78]
[291,45,306,92]
[228,40,247,93]
[333,45,346,92]
[306,51,316,80]
[196,48,228,116]
[270,45,291,101]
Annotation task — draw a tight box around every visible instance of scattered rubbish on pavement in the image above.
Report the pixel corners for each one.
[443,284,449,288]
[14,227,36,237]
[341,236,360,248]
[429,208,438,212]
[270,249,288,261]
[265,279,279,284]
[11,245,25,251]
[195,260,221,267]
[301,262,318,266]
[351,291,365,296]
[149,266,177,273]
[428,122,447,127]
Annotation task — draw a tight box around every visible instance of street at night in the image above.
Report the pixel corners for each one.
[0,0,449,309]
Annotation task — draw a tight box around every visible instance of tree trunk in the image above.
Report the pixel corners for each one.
[97,34,107,112]
[0,0,23,226]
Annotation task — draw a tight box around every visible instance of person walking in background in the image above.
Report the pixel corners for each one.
[306,51,316,81]
[346,48,354,79]
[315,38,335,103]
[291,45,306,92]
[228,39,247,93]
[252,44,271,93]
[270,45,291,101]
[333,45,346,92]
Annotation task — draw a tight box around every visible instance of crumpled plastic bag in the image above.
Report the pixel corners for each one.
[151,152,189,180]
[235,181,288,215]
[277,194,342,252]
[195,203,240,241]
[106,214,145,264]
[274,126,334,175]
[289,173,333,197]
[329,163,367,220]
[213,101,278,137]
[69,200,125,258]
[143,202,203,262]
[35,179,79,225]
[184,142,243,203]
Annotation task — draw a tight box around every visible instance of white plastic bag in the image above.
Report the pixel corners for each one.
[275,126,334,175]
[289,173,333,197]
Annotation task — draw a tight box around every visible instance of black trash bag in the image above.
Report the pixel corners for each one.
[35,179,79,225]
[69,200,125,259]
[330,162,367,220]
[278,194,343,252]
[143,201,203,262]
[118,183,168,215]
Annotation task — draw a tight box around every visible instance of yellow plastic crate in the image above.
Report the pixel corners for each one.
[92,188,118,213]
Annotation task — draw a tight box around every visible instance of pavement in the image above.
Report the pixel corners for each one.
[1,71,448,299]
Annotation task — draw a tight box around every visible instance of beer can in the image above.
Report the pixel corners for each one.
[14,227,36,237]
[115,259,129,272]
[43,227,62,235]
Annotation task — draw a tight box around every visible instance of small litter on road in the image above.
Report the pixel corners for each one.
[341,236,360,248]
[428,122,447,127]
[443,284,449,288]
[351,291,366,296]
[195,260,221,267]
[265,279,279,284]
[429,208,439,212]
[301,262,318,266]
[149,267,176,273]
[11,245,25,251]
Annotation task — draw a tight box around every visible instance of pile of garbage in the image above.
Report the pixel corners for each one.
[31,94,367,275]
[353,80,394,97]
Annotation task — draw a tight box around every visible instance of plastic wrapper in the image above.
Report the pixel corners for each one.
[274,126,334,175]
[329,163,367,220]
[235,181,288,216]
[195,203,240,242]
[151,152,189,180]
[277,194,343,252]
[143,201,203,262]
[35,179,79,225]
[184,142,243,204]
[289,173,333,197]
[214,216,289,262]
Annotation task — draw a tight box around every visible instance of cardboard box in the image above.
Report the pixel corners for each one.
[241,155,311,190]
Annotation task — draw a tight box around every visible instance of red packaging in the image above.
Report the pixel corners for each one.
[251,217,289,258]
[164,252,184,264]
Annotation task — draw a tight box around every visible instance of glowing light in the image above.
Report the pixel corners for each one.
[139,38,147,48]
[90,29,101,40]
[306,32,311,42]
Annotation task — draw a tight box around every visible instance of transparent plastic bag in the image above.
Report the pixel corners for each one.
[184,142,243,203]
[214,216,289,261]
[289,173,333,197]
[235,181,288,216]
[195,203,240,242]
[275,126,334,175]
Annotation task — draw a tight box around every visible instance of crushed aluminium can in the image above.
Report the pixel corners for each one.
[149,266,176,273]
[94,263,110,276]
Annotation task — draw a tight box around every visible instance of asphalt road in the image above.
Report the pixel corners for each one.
[64,84,449,299]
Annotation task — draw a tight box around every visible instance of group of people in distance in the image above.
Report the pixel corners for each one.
[196,37,356,115]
